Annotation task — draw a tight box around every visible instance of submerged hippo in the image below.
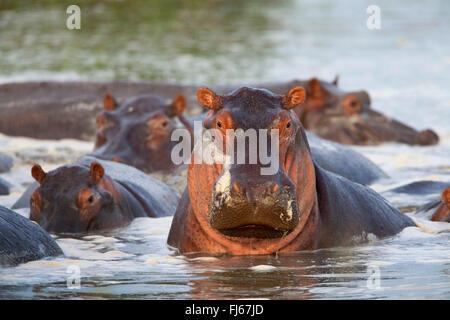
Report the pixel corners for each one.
[13,157,179,233]
[0,79,438,146]
[414,187,450,223]
[288,78,439,145]
[91,93,192,173]
[0,205,63,266]
[167,86,415,255]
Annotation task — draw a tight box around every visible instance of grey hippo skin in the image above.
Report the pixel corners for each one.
[189,113,387,185]
[0,79,438,145]
[412,186,450,222]
[0,205,63,266]
[0,177,11,196]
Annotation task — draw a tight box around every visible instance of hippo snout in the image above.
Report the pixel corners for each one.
[209,173,299,239]
[417,129,439,145]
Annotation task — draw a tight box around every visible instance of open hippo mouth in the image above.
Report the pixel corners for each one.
[209,182,300,239]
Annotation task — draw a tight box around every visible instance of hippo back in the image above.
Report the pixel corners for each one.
[314,165,415,247]
[0,205,63,266]
[188,113,387,185]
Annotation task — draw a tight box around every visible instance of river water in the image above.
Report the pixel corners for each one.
[0,0,449,299]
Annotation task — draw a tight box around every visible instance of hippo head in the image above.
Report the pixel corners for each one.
[431,187,450,223]
[29,162,130,233]
[298,77,439,145]
[92,93,191,173]
[184,86,318,254]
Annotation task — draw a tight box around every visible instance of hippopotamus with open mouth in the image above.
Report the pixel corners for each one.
[289,78,439,145]
[91,93,193,173]
[13,157,179,233]
[167,86,415,255]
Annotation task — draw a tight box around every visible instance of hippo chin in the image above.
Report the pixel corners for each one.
[91,93,192,173]
[13,156,179,233]
[167,86,415,255]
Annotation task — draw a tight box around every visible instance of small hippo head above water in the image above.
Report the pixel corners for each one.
[29,162,133,233]
[297,77,439,146]
[92,93,192,173]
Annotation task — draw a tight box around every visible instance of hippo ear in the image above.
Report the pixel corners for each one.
[332,75,339,86]
[103,93,117,110]
[169,94,187,116]
[282,86,306,110]
[197,88,222,111]
[31,164,46,184]
[307,78,324,98]
[90,162,105,184]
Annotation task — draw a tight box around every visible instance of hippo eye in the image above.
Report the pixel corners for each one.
[216,121,223,128]
[161,120,168,127]
[350,101,358,108]
[286,121,292,129]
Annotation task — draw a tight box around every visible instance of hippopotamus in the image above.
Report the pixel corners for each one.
[0,79,438,146]
[414,187,450,223]
[167,86,415,255]
[91,92,192,173]
[0,205,63,266]
[12,156,179,233]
